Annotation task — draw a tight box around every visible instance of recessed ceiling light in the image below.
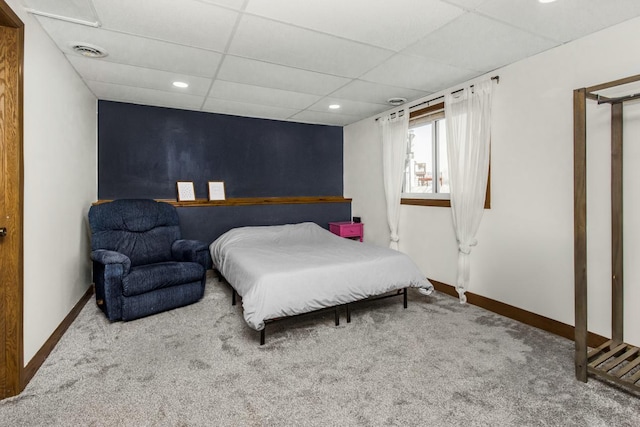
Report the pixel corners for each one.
[538,0,557,3]
[173,81,189,88]
[329,104,341,109]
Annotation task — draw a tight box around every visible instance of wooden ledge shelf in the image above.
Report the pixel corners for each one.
[94,196,351,207]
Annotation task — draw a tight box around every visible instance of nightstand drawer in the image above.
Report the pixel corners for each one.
[339,225,361,237]
[329,221,364,242]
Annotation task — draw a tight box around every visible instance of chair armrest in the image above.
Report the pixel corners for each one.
[91,249,131,275]
[91,250,130,321]
[172,239,212,270]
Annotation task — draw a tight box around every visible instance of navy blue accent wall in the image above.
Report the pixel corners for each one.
[177,204,351,243]
[98,101,350,242]
[98,101,344,199]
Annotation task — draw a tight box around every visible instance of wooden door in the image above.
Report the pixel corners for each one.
[0,0,24,399]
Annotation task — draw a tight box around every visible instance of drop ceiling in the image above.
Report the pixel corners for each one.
[21,0,640,126]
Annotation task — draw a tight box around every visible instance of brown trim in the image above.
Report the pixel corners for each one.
[0,0,24,400]
[429,279,608,349]
[401,198,452,208]
[22,285,94,386]
[94,196,352,207]
[409,101,444,119]
[0,0,22,26]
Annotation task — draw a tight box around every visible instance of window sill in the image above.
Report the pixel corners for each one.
[401,197,491,209]
[401,198,451,207]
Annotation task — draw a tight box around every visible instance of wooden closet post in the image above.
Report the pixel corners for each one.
[573,88,588,383]
[611,102,623,347]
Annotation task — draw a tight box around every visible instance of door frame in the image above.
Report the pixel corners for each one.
[0,0,24,399]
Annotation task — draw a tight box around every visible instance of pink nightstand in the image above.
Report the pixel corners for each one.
[329,221,364,242]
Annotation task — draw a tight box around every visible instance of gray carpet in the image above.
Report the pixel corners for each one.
[2,271,639,426]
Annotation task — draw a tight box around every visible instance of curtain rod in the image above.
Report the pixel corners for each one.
[375,75,499,122]
[412,75,500,109]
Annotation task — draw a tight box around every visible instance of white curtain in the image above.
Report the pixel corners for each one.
[445,80,493,303]
[379,112,409,250]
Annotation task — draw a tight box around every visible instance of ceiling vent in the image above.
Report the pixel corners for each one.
[71,43,107,58]
[387,97,407,106]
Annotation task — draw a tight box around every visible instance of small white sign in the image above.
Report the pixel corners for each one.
[176,181,196,201]
[208,181,226,201]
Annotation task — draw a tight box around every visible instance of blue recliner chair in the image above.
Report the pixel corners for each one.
[88,199,211,321]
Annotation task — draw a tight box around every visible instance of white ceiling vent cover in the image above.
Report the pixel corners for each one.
[71,43,108,58]
[387,97,407,106]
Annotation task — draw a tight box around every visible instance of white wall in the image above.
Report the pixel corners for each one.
[344,16,640,346]
[6,0,98,363]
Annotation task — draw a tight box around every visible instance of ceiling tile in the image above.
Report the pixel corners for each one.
[245,0,464,51]
[67,55,213,96]
[290,110,363,127]
[36,17,222,78]
[476,0,640,43]
[361,54,477,92]
[202,98,300,121]
[405,12,558,73]
[443,0,491,10]
[87,81,206,111]
[228,15,394,78]
[307,98,388,117]
[92,0,239,51]
[210,80,321,110]
[217,56,351,96]
[195,0,246,10]
[23,0,98,23]
[330,80,429,105]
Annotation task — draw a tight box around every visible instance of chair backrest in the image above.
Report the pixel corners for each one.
[88,199,181,267]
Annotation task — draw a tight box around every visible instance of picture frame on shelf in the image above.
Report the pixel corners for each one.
[176,181,196,201]
[208,181,226,201]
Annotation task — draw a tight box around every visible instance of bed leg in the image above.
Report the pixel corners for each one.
[260,328,265,346]
[232,289,237,306]
[346,304,351,323]
[403,288,408,309]
[334,307,339,326]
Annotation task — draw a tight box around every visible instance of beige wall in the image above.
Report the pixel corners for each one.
[6,0,98,363]
[345,16,640,346]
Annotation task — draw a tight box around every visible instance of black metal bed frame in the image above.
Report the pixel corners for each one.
[217,271,408,345]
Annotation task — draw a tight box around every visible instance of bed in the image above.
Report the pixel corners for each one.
[209,222,433,343]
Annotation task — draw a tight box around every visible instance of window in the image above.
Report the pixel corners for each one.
[402,102,451,207]
[401,101,490,208]
[403,103,448,198]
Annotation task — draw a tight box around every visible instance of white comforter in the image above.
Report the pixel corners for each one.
[209,222,433,330]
